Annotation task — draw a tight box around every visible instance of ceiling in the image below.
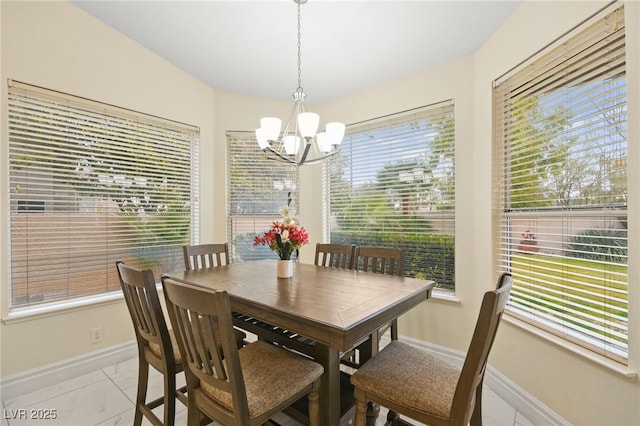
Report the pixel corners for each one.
[71,0,522,105]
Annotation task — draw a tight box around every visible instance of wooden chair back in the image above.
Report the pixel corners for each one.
[117,261,175,369]
[183,243,229,270]
[314,243,356,269]
[162,278,249,424]
[116,261,185,426]
[450,273,513,425]
[354,246,404,276]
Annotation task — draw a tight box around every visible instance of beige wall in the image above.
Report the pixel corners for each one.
[2,0,639,424]
[0,0,222,375]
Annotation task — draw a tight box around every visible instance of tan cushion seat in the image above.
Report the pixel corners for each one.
[201,340,324,418]
[350,340,459,419]
[148,328,182,363]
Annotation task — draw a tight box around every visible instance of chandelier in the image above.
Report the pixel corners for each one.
[255,0,345,166]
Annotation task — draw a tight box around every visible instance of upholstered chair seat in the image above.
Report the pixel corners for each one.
[351,340,460,420]
[200,340,324,419]
[148,329,182,363]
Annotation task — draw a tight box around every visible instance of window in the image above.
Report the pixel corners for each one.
[8,81,199,310]
[493,5,628,363]
[327,102,455,289]
[227,131,299,262]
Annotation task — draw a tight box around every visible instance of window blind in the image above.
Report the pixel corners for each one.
[492,5,628,363]
[226,131,299,262]
[328,102,455,289]
[8,81,199,309]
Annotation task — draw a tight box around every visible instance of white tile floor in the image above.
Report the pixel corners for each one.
[1,354,534,426]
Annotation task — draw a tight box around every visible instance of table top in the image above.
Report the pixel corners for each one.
[165,259,434,352]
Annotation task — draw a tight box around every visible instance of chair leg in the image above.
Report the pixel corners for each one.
[186,397,202,426]
[470,380,484,426]
[308,381,320,426]
[386,409,400,425]
[134,359,150,426]
[390,319,399,341]
[365,402,380,426]
[163,370,177,426]
[354,388,367,426]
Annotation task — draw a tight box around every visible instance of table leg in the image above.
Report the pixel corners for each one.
[314,343,340,425]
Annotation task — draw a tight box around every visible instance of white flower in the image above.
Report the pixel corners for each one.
[280,205,291,218]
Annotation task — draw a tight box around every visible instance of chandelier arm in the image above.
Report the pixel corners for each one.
[299,149,339,165]
[264,147,298,165]
[298,141,312,165]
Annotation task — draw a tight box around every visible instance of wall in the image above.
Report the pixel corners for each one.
[0,0,221,376]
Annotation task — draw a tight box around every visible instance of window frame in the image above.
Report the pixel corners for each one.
[226,131,300,263]
[6,80,200,314]
[492,4,629,364]
[325,102,456,290]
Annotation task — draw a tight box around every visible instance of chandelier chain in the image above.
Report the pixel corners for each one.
[296,1,303,94]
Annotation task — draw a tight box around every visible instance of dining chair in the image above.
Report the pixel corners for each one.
[116,261,187,426]
[353,245,404,278]
[183,243,229,270]
[314,243,357,269]
[182,243,246,349]
[161,277,324,426]
[350,273,513,426]
[354,246,404,340]
[343,246,405,369]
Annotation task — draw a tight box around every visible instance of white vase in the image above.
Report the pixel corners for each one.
[277,259,294,278]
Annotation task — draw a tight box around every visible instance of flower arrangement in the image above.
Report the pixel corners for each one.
[521,229,536,240]
[253,192,309,260]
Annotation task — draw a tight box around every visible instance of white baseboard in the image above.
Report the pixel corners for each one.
[400,336,570,426]
[0,340,137,401]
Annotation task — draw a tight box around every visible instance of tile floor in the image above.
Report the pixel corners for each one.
[1,354,534,426]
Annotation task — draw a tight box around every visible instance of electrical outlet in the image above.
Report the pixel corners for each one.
[90,327,103,344]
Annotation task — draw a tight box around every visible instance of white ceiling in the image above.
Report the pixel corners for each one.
[71,0,522,105]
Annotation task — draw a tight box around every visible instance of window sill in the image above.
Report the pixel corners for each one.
[2,291,125,325]
[504,314,637,379]
[430,288,460,304]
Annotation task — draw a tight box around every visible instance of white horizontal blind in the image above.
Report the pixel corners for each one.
[328,103,455,289]
[227,131,299,262]
[8,81,199,309]
[493,5,628,362]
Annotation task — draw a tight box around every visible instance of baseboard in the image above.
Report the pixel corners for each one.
[0,340,137,401]
[400,335,570,426]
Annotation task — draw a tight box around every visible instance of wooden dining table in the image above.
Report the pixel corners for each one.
[164,259,435,425]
